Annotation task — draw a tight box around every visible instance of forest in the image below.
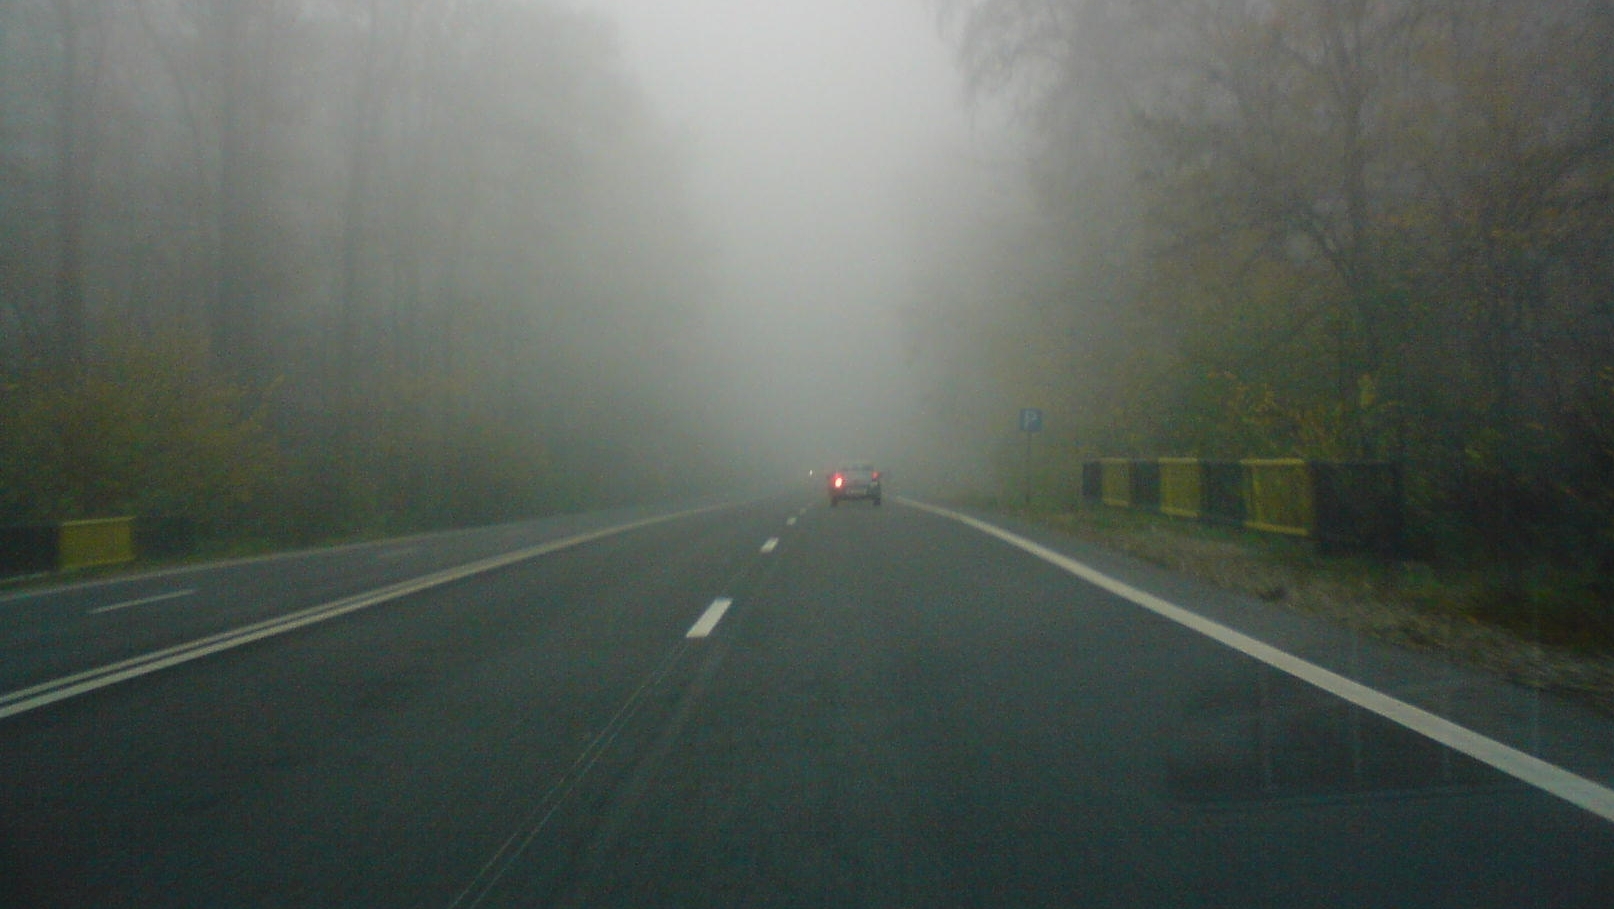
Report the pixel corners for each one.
[0,0,718,545]
[4,0,1613,609]
[920,0,1614,583]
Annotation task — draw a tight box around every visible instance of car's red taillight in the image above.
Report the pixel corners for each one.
[833,475,844,489]
[871,471,880,480]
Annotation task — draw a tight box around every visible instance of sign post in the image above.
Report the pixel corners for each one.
[1019,408,1043,508]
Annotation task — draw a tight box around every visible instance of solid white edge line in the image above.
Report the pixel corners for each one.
[2,502,738,720]
[686,597,733,639]
[89,588,198,615]
[899,496,1614,825]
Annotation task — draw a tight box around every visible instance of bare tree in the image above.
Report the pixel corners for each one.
[48,0,108,371]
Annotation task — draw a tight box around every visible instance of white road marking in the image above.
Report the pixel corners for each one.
[686,597,733,639]
[89,589,197,615]
[760,537,780,553]
[2,502,739,721]
[786,516,797,526]
[901,497,1614,825]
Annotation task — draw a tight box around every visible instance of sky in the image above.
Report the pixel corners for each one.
[566,0,986,475]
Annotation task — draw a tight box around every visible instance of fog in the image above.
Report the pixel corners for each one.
[8,0,1612,564]
[0,0,1016,535]
[571,0,992,482]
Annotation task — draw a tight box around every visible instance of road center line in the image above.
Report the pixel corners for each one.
[786,516,798,526]
[3,502,737,721]
[686,598,733,639]
[760,537,780,553]
[901,496,1614,825]
[89,589,197,615]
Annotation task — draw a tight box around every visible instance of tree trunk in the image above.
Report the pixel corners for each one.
[51,0,95,372]
[210,0,259,383]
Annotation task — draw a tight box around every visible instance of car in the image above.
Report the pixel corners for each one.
[828,462,882,506]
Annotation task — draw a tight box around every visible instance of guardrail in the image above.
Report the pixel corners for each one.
[1,517,143,578]
[1243,459,1315,537]
[1081,459,1403,556]
[59,517,136,569]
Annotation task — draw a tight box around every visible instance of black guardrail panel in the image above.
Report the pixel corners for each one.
[1200,461,1246,526]
[0,525,60,577]
[1082,461,1102,501]
[1130,460,1162,512]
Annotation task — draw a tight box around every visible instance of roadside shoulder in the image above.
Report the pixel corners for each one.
[905,498,1614,798]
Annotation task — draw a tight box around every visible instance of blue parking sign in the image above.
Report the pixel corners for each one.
[1020,408,1044,433]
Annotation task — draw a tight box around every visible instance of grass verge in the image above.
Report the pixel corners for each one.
[1017,502,1614,717]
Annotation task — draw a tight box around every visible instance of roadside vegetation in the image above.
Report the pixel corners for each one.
[912,0,1614,671]
[0,1,724,550]
[1008,499,1614,716]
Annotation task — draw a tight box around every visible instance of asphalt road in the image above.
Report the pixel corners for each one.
[4,494,1614,907]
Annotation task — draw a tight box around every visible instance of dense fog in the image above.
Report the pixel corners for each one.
[4,0,1613,583]
[0,0,1015,541]
[571,0,998,484]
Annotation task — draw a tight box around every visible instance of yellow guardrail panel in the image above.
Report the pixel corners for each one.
[1158,459,1202,518]
[58,517,135,570]
[1100,459,1132,508]
[1241,460,1314,537]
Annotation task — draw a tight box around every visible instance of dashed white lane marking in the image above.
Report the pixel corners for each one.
[901,497,1614,825]
[5,502,741,721]
[760,537,780,553]
[89,589,197,615]
[686,598,733,639]
[786,516,798,526]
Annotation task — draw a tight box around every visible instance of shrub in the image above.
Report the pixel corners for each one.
[0,336,282,537]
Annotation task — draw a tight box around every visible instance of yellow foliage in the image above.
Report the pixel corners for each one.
[1211,370,1358,459]
[0,335,281,527]
[319,368,562,531]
